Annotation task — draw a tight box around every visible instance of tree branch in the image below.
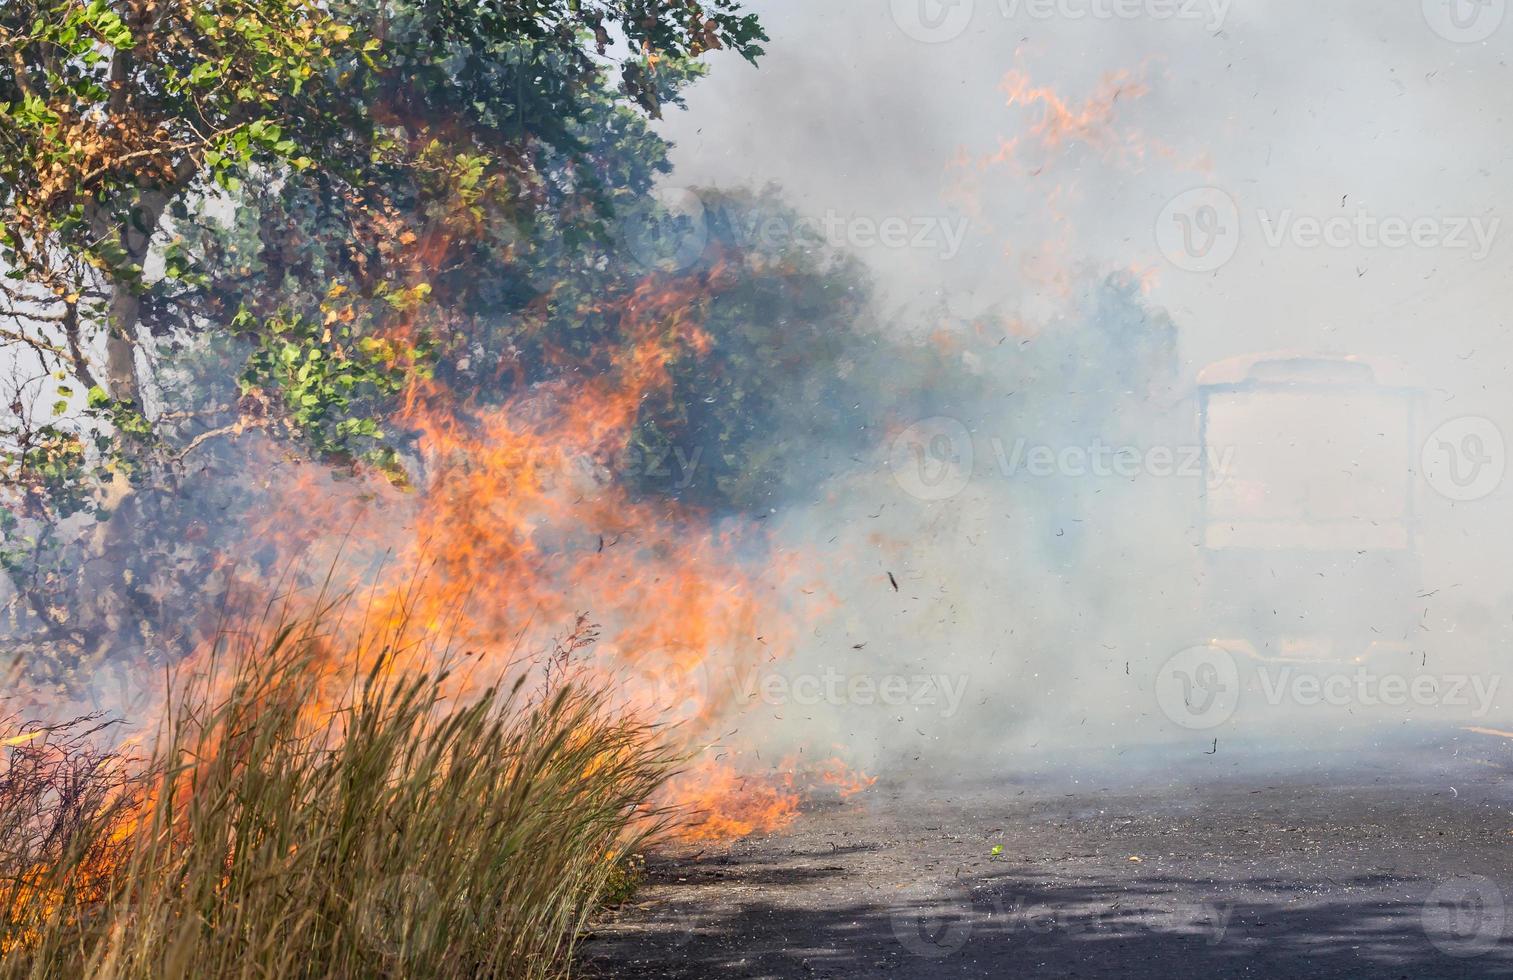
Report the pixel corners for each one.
[173,416,269,460]
[0,326,68,359]
[60,299,100,392]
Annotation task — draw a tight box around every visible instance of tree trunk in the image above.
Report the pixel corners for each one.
[82,191,174,660]
[106,290,142,409]
[103,47,146,410]
[101,191,172,410]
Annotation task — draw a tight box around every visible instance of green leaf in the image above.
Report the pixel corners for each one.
[187,61,220,87]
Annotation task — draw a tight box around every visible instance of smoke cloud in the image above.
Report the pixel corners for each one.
[648,0,1513,777]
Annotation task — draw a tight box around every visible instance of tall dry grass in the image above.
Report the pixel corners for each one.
[0,602,673,979]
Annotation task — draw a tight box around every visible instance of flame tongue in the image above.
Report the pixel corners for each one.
[225,265,866,838]
[5,262,871,850]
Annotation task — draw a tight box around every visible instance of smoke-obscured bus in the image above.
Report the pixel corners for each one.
[1196,352,1423,663]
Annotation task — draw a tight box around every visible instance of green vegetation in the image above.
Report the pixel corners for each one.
[0,600,672,978]
[0,0,767,669]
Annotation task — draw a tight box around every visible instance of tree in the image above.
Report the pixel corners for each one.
[0,0,765,673]
[622,186,876,511]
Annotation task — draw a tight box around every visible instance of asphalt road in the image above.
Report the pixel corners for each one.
[583,729,1513,978]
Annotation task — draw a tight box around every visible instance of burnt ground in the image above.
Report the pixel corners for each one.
[582,729,1513,979]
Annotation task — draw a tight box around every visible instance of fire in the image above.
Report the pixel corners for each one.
[672,754,877,841]
[815,755,879,798]
[998,65,1151,160]
[0,723,138,955]
[5,176,875,959]
[942,54,1209,313]
[210,253,868,840]
[674,758,801,841]
[946,54,1158,196]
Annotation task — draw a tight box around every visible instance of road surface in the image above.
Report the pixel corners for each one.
[583,729,1513,978]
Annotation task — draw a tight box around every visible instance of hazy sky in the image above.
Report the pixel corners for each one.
[656,0,1513,410]
[645,2,1513,760]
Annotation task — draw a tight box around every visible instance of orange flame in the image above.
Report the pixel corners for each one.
[218,253,868,839]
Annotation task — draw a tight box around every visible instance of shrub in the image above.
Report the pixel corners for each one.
[0,603,671,979]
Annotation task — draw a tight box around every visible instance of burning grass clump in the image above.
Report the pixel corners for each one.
[0,608,673,979]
